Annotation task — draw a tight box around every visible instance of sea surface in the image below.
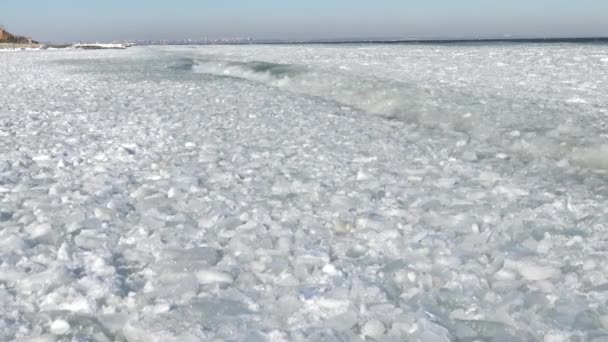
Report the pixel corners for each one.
[1,43,608,341]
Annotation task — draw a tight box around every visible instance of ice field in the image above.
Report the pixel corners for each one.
[1,43,608,341]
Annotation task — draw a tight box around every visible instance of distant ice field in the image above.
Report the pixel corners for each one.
[1,44,608,341]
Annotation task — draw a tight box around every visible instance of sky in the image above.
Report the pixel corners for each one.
[2,0,608,42]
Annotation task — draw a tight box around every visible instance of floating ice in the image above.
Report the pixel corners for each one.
[0,43,607,341]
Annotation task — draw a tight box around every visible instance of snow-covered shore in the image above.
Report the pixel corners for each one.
[0,43,42,51]
[1,44,608,341]
[72,43,128,50]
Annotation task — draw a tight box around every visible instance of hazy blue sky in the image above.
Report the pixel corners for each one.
[2,0,608,42]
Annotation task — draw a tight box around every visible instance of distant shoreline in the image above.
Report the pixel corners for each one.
[5,36,608,49]
[272,37,608,45]
[135,36,608,46]
[0,43,129,50]
[0,42,41,49]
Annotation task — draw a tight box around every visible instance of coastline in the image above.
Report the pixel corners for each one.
[0,42,41,50]
[0,43,129,51]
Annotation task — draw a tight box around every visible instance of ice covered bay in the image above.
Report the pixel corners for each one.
[1,44,608,341]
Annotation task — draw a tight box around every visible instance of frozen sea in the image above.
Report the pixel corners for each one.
[1,43,608,341]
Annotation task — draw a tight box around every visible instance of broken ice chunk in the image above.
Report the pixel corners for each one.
[25,222,53,239]
[94,208,112,221]
[333,219,354,234]
[505,259,560,281]
[50,319,71,335]
[195,269,234,285]
[361,318,386,339]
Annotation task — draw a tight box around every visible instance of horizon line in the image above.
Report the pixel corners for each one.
[41,35,608,45]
